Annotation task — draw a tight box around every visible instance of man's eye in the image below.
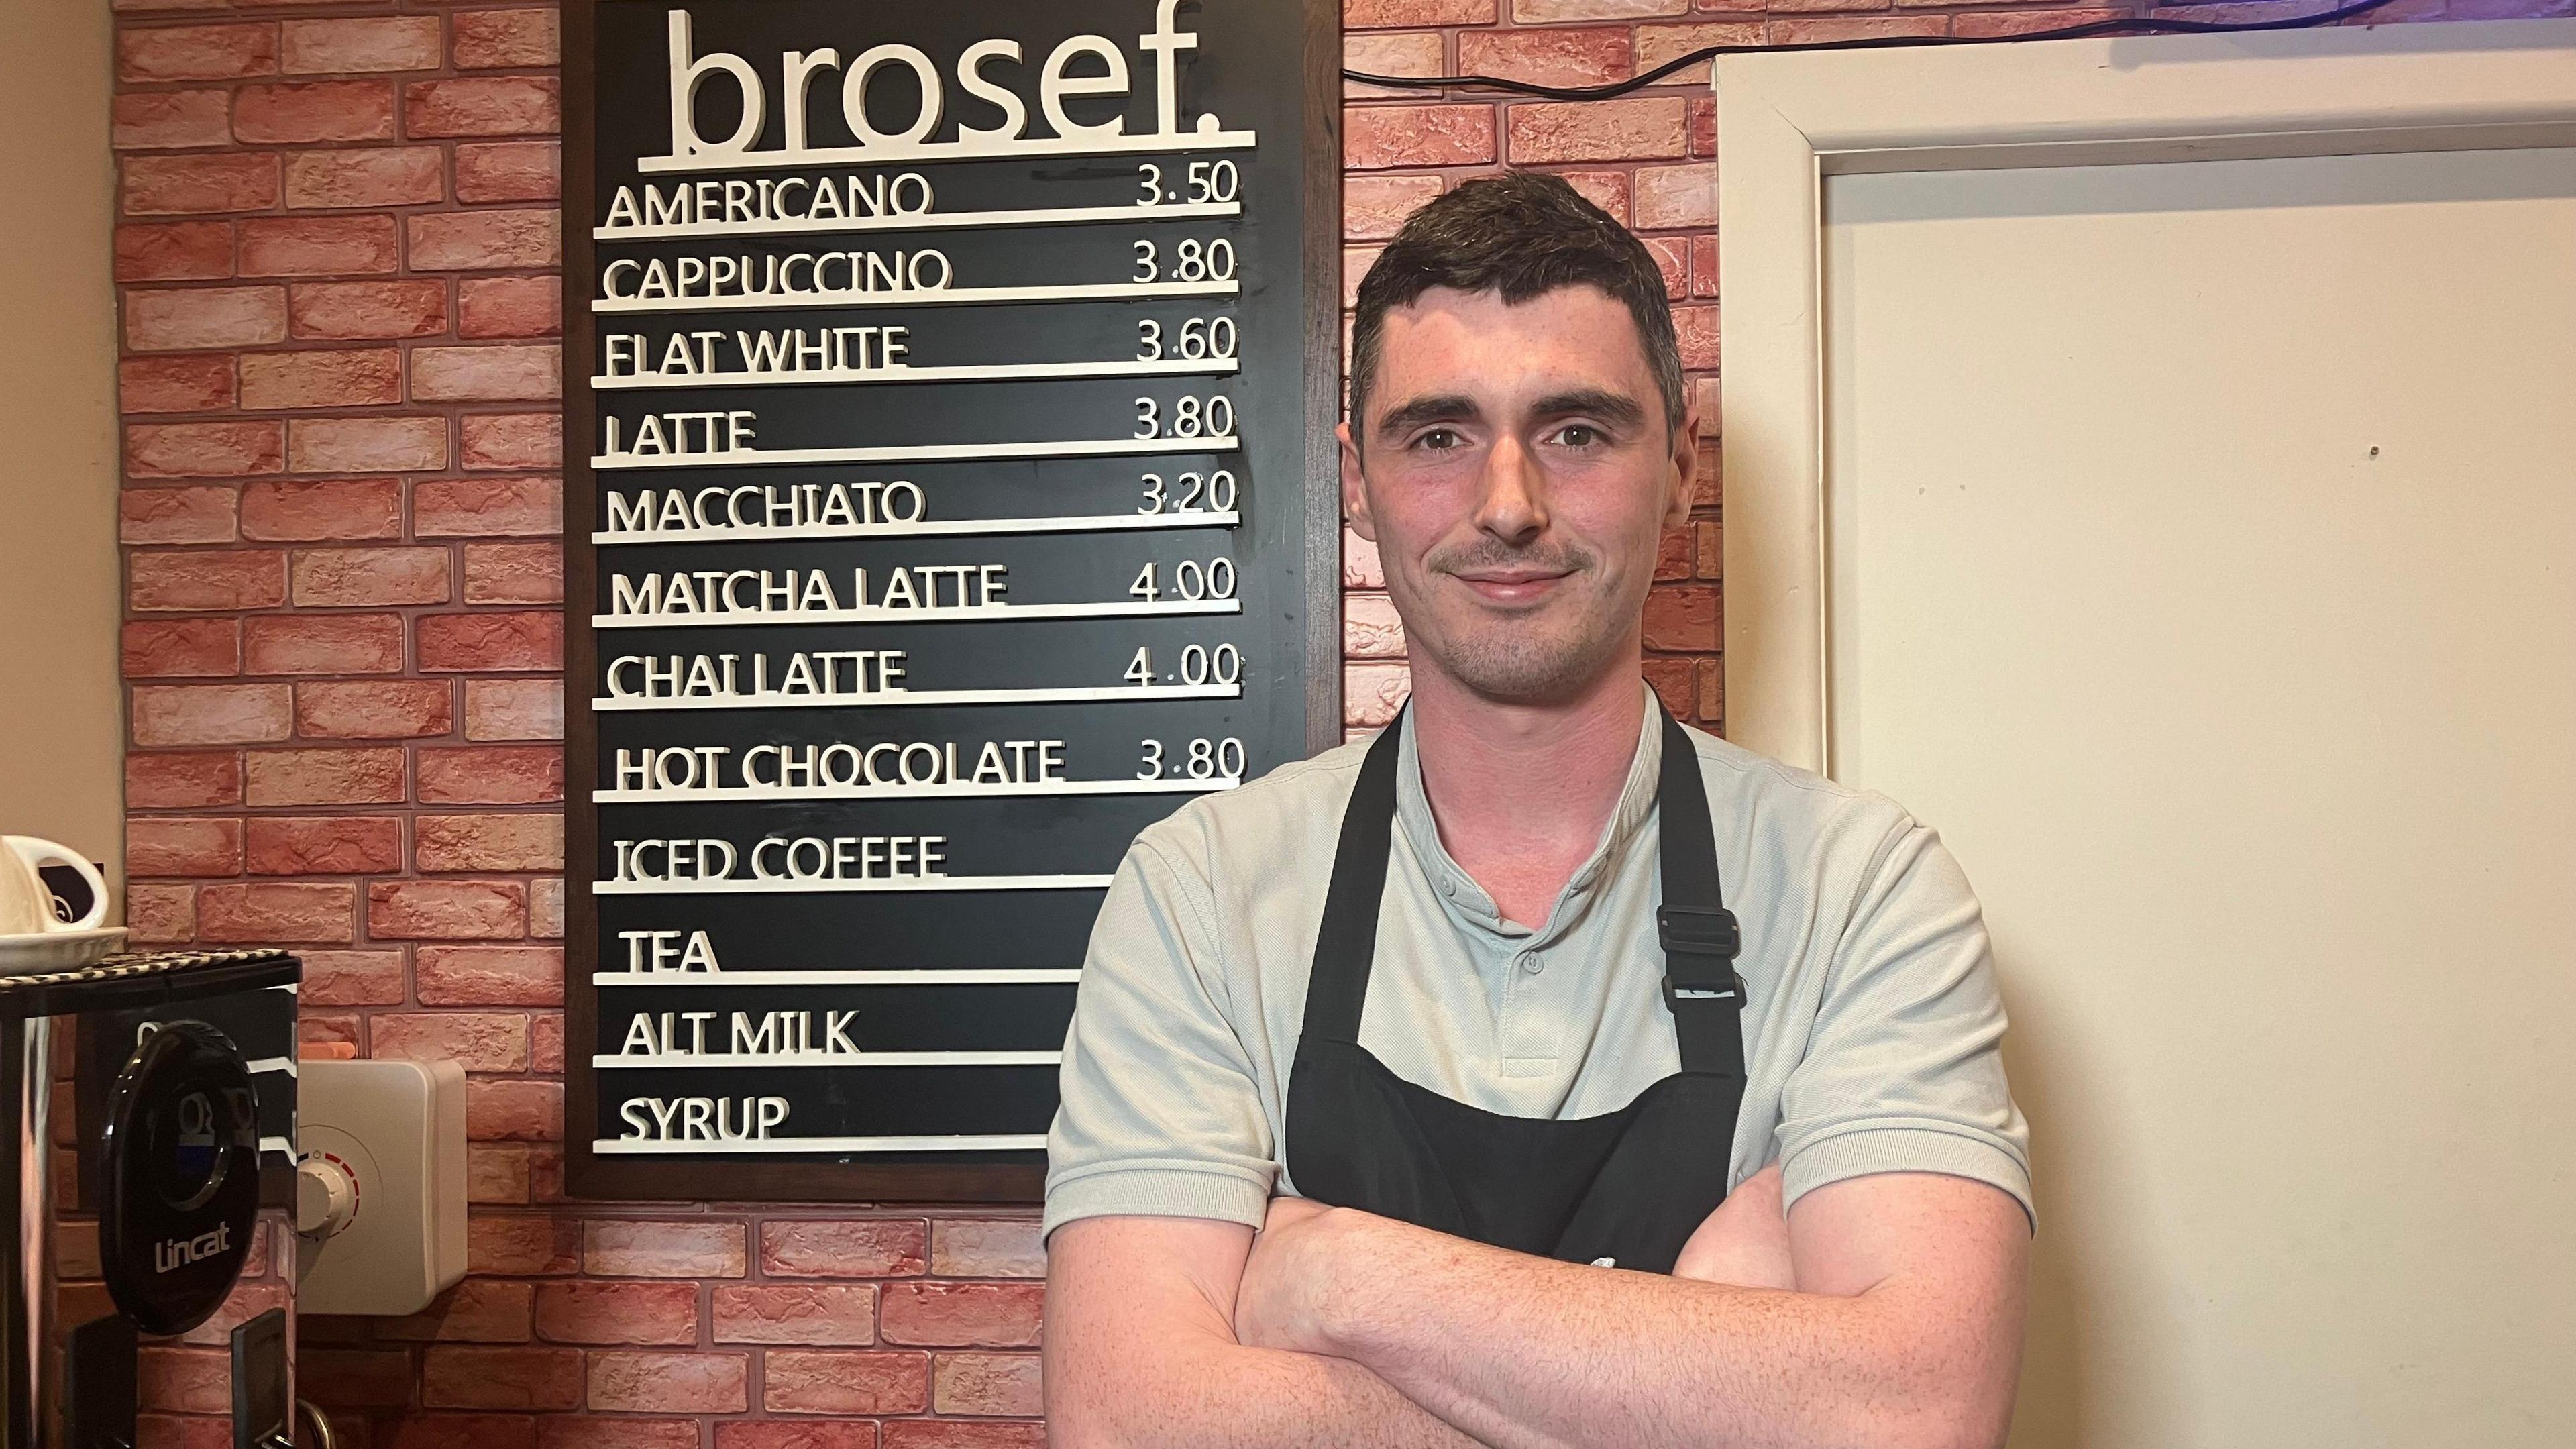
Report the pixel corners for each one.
[1555,424,1600,448]
[1415,428,1462,451]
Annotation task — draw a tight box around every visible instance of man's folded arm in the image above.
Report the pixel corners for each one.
[1046,1212,1484,1449]
[1252,1169,2026,1449]
[1042,841,1480,1446]
[1229,812,2035,1449]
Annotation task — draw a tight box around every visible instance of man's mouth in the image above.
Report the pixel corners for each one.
[1449,568,1574,606]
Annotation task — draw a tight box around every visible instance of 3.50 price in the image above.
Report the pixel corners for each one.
[1137,736,1248,780]
[1138,469,1238,514]
[1134,395,1234,439]
[1134,237,1236,282]
[1125,643,1243,686]
[1137,316,1238,360]
[1136,160,1240,206]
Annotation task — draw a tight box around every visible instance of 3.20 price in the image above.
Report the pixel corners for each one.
[1125,643,1243,686]
[1134,237,1236,282]
[1137,736,1248,780]
[1138,469,1238,514]
[1134,395,1234,439]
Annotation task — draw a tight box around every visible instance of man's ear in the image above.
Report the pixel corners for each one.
[1338,421,1377,543]
[1664,404,1701,533]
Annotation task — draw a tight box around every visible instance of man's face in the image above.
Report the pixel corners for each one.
[1341,284,1695,706]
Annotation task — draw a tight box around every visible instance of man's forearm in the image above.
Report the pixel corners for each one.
[1320,1222,1908,1449]
[1291,1208,2016,1449]
[1043,1213,1484,1449]
[1048,1333,1483,1449]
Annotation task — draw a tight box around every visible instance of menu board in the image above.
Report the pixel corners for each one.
[563,0,1339,1201]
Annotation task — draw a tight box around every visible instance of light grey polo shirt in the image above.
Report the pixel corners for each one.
[1043,688,2033,1240]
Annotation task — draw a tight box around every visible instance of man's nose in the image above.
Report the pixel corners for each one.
[1473,435,1548,543]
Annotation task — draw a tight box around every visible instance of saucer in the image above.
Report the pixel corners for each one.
[0,927,129,975]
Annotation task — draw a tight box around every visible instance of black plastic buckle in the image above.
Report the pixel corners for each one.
[1658,904,1739,961]
[1658,904,1743,1014]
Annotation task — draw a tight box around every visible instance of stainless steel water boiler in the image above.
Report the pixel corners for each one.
[0,949,300,1449]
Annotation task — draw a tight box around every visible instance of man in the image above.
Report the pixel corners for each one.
[1043,172,2031,1448]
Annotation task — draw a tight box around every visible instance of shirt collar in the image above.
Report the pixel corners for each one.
[1391,680,1668,939]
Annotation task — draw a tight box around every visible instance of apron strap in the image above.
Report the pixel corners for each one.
[1301,702,1748,1081]
[1655,710,1747,1080]
[1299,709,1407,1045]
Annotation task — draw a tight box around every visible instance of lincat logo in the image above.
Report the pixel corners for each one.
[154,1222,229,1274]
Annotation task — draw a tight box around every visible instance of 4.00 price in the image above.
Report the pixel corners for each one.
[1126,644,1243,687]
[1131,558,1237,602]
[1138,736,1248,780]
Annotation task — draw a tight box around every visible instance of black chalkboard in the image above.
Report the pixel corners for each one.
[563,0,1340,1201]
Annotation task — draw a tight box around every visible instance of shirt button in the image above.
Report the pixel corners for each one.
[1519,953,1543,975]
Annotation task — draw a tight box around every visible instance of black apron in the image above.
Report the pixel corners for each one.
[1283,706,1750,1273]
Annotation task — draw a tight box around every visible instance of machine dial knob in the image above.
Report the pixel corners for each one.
[295,1153,358,1238]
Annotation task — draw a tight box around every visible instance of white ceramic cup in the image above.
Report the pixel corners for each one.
[0,837,109,936]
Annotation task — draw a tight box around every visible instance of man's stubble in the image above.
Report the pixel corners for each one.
[1399,535,1646,708]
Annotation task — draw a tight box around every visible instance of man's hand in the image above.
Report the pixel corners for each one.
[1234,1193,1352,1355]
[1672,1161,1796,1289]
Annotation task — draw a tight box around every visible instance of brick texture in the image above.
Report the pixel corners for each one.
[106,0,2510,1441]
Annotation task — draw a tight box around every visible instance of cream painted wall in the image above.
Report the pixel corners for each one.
[1820,148,2576,1444]
[0,0,123,896]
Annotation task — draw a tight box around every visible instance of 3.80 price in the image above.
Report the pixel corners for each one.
[1125,644,1243,686]
[1136,316,1238,360]
[1138,469,1238,514]
[1134,395,1234,439]
[1137,736,1248,780]
[1134,237,1236,282]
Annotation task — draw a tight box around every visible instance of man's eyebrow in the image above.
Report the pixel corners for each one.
[1529,388,1648,429]
[1371,394,1481,442]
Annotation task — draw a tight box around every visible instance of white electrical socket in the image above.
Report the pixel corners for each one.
[294,1058,468,1316]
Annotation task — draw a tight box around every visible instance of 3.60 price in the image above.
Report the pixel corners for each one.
[1134,237,1236,282]
[1125,643,1243,686]
[1136,160,1240,206]
[1137,736,1248,780]
[1138,469,1238,514]
[1136,316,1238,360]
[1134,395,1234,439]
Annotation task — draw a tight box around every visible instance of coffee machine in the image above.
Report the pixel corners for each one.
[1,947,300,1449]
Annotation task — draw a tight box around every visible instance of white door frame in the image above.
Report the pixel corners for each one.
[1714,17,2576,771]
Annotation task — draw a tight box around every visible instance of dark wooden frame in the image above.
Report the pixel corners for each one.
[560,0,1345,1203]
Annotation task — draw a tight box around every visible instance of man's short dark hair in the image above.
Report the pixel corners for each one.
[1348,170,1684,449]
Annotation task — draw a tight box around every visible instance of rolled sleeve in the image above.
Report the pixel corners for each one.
[1043,836,1278,1242]
[1776,818,2036,1230]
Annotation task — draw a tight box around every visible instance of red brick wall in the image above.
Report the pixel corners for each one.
[103,0,2547,1443]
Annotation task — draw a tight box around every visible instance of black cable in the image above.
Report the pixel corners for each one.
[1342,0,2404,102]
